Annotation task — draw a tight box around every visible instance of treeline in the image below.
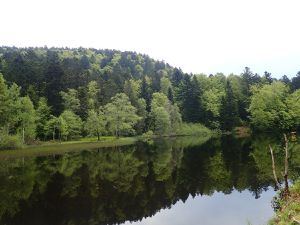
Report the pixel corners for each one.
[0,47,300,146]
[0,74,189,146]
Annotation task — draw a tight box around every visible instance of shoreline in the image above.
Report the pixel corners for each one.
[0,132,213,158]
[0,137,138,158]
[268,181,300,224]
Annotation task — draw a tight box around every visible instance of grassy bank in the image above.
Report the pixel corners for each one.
[269,181,300,225]
[0,123,213,158]
[0,137,137,159]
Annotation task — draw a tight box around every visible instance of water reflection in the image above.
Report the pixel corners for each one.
[0,135,299,225]
[123,190,276,225]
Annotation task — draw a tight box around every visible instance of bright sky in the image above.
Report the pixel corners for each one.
[1,0,300,77]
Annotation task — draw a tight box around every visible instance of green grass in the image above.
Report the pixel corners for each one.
[0,124,213,158]
[268,180,300,225]
[0,136,137,159]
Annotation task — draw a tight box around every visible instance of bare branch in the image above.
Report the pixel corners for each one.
[284,134,289,177]
[269,144,280,189]
[283,133,289,194]
[293,217,300,224]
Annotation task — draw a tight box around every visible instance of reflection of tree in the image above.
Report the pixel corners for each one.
[251,135,300,187]
[0,158,39,219]
[0,136,299,225]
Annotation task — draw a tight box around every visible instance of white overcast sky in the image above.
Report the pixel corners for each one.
[1,0,300,77]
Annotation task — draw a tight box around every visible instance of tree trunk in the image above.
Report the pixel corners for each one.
[22,127,25,144]
[115,128,119,138]
[283,134,289,194]
[97,132,100,141]
[269,144,280,189]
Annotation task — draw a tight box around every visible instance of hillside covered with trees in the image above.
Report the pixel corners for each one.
[0,46,300,148]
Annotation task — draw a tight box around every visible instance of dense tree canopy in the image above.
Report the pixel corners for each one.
[0,46,300,147]
[249,82,300,131]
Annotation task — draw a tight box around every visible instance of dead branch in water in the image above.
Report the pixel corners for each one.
[269,134,291,195]
[269,144,280,189]
[283,134,289,194]
[292,217,300,224]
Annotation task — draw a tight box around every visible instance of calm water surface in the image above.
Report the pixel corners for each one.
[0,135,299,225]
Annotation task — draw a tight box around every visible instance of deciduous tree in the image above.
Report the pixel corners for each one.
[85,109,106,140]
[104,93,140,137]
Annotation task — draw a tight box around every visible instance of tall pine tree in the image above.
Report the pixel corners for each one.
[220,81,239,131]
[177,75,202,122]
[45,50,64,116]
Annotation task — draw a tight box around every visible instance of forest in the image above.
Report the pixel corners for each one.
[0,46,300,149]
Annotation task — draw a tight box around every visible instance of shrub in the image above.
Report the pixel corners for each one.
[141,130,154,138]
[176,123,212,137]
[0,134,23,150]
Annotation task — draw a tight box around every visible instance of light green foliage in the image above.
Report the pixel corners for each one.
[87,81,100,110]
[111,53,121,66]
[135,98,147,134]
[151,92,169,109]
[59,110,82,140]
[213,73,227,83]
[227,74,244,102]
[160,76,172,95]
[141,130,154,138]
[102,65,113,74]
[60,89,80,113]
[150,93,171,134]
[104,93,140,137]
[136,98,147,117]
[2,46,300,143]
[0,134,22,150]
[150,92,182,135]
[250,135,284,185]
[197,74,226,128]
[2,47,300,137]
[169,104,182,130]
[57,116,69,141]
[196,73,210,90]
[205,152,232,191]
[36,97,51,139]
[152,107,171,135]
[197,73,226,94]
[26,85,39,106]
[123,79,141,107]
[7,84,22,128]
[202,88,224,118]
[152,142,174,181]
[176,123,212,136]
[0,74,9,128]
[134,64,144,76]
[85,109,106,140]
[0,75,36,146]
[45,116,59,140]
[286,89,300,129]
[248,82,290,130]
[45,116,68,140]
[18,96,36,143]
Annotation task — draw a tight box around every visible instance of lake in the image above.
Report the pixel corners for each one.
[0,135,299,225]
